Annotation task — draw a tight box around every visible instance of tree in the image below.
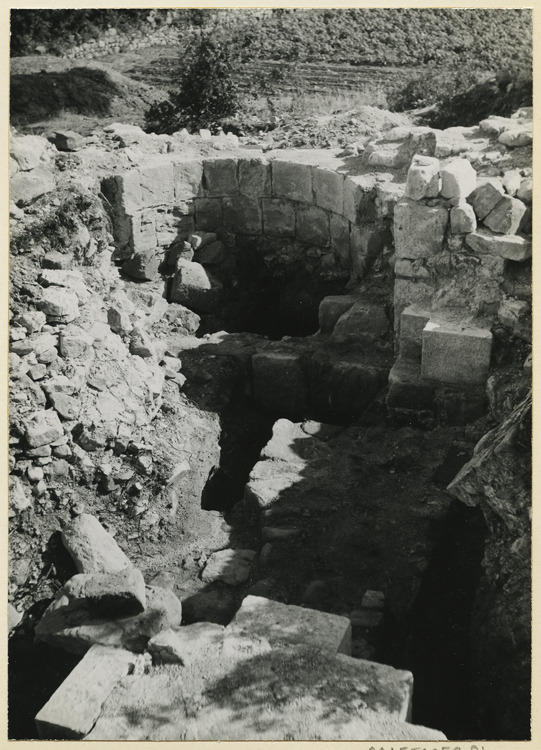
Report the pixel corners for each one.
[145,34,242,134]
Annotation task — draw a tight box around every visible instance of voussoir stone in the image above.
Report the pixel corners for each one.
[61,513,133,575]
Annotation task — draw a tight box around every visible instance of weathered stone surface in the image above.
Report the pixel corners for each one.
[229,595,351,655]
[318,295,358,334]
[13,310,46,334]
[498,127,532,148]
[313,167,344,213]
[62,513,132,575]
[331,300,388,346]
[39,287,79,323]
[10,135,49,170]
[202,549,256,585]
[36,585,182,655]
[35,645,136,739]
[52,130,85,152]
[139,162,174,207]
[252,351,309,415]
[386,357,436,413]
[173,159,203,200]
[450,201,476,234]
[59,325,93,358]
[394,199,448,259]
[421,321,492,386]
[203,158,238,196]
[465,229,531,261]
[498,298,531,342]
[296,205,330,246]
[148,622,225,665]
[483,195,527,235]
[262,198,295,236]
[194,197,223,231]
[222,196,262,234]
[239,157,271,197]
[170,259,223,313]
[440,159,476,200]
[399,306,431,361]
[404,155,440,200]
[517,178,532,205]
[39,269,90,304]
[24,409,63,448]
[329,213,350,262]
[467,178,505,219]
[272,161,312,203]
[9,475,32,514]
[122,248,159,280]
[11,165,55,205]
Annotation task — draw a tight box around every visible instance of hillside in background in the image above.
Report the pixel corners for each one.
[11,8,532,74]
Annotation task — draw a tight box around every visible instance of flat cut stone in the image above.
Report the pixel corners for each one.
[35,645,136,739]
[202,549,256,585]
[148,622,225,665]
[227,595,352,655]
[483,195,527,235]
[331,300,388,346]
[62,513,132,575]
[440,159,476,200]
[465,229,531,261]
[404,154,440,200]
[399,306,431,361]
[394,199,448,259]
[421,322,492,386]
[467,178,505,219]
[318,295,358,334]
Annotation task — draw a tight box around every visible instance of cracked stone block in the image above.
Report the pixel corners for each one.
[450,201,476,234]
[34,644,137,739]
[106,170,141,216]
[62,513,133,575]
[262,198,295,236]
[313,167,344,213]
[465,229,531,261]
[139,162,174,208]
[252,351,309,415]
[483,195,527,235]
[296,205,330,246]
[394,199,448,259]
[194,198,223,232]
[173,159,203,200]
[440,159,477,200]
[467,178,505,219]
[421,321,492,386]
[11,165,56,206]
[202,549,256,585]
[203,158,239,196]
[404,155,440,200]
[272,161,312,203]
[228,595,352,655]
[222,196,262,234]
[130,213,157,254]
[239,157,271,197]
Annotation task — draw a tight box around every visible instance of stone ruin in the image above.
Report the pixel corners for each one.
[8,108,532,740]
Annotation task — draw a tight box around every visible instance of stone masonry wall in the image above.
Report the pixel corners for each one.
[103,152,394,287]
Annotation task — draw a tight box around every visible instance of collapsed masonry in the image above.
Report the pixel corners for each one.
[9,109,532,740]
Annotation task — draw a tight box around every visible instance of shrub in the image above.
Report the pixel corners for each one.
[145,34,242,134]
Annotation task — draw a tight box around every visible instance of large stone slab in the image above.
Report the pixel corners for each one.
[35,644,136,739]
[394,199,448,259]
[399,305,431,361]
[11,165,55,206]
[148,622,225,665]
[202,549,256,585]
[271,160,312,203]
[62,513,132,575]
[203,158,239,196]
[228,595,352,655]
[261,198,295,236]
[421,321,492,386]
[465,229,531,261]
[312,167,344,214]
[238,157,271,197]
[24,409,63,448]
[296,204,330,246]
